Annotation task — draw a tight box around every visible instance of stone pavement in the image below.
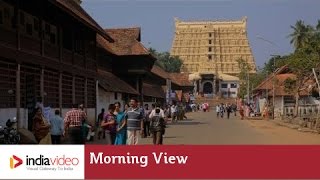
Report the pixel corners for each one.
[90,110,320,145]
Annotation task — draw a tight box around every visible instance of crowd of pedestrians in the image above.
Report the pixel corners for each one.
[30,97,248,145]
[215,103,238,119]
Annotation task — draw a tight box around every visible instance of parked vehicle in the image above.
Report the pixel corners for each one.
[0,118,20,144]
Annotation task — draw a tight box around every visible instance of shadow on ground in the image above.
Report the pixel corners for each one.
[169,119,206,126]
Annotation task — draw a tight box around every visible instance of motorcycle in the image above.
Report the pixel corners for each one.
[0,117,20,144]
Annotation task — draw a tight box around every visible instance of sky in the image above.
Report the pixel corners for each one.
[82,0,320,68]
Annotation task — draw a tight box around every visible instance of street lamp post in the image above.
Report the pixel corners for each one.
[256,35,281,120]
[270,55,278,119]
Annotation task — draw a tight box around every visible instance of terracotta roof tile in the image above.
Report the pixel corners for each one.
[143,83,165,98]
[151,66,170,79]
[257,73,312,96]
[96,34,115,54]
[102,27,150,56]
[98,70,139,95]
[52,0,113,41]
[169,73,193,87]
[254,65,289,90]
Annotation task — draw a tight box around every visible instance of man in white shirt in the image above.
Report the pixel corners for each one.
[171,102,178,123]
[149,104,165,119]
[216,105,220,118]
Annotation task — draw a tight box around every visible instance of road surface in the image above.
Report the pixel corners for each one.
[91,111,320,145]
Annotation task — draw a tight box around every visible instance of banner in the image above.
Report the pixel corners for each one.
[2,145,320,179]
[85,145,320,179]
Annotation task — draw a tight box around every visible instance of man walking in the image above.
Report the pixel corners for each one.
[171,102,178,123]
[150,108,166,145]
[125,98,144,145]
[216,105,220,118]
[64,104,86,144]
[226,104,232,119]
[49,110,64,144]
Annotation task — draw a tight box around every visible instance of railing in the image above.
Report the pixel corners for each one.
[86,58,96,71]
[20,35,41,54]
[74,53,85,68]
[44,41,59,59]
[62,49,73,65]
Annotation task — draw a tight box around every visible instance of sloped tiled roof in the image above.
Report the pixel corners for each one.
[254,65,289,90]
[143,83,165,98]
[101,27,150,56]
[256,73,312,96]
[169,73,193,87]
[51,0,113,41]
[151,65,170,79]
[98,70,139,95]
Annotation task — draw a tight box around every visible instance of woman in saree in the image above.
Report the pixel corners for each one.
[32,107,51,144]
[114,102,128,145]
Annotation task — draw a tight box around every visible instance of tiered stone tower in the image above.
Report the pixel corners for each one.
[170,17,256,76]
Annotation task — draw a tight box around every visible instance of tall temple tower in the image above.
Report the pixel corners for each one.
[170,17,256,97]
[171,17,256,76]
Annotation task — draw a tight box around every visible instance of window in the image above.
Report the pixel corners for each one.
[50,33,56,44]
[209,33,212,37]
[33,18,39,32]
[114,92,118,100]
[208,55,212,60]
[231,92,236,95]
[0,10,3,24]
[45,23,50,34]
[26,23,32,35]
[63,29,73,50]
[230,83,237,88]
[209,40,212,44]
[221,84,228,88]
[208,47,212,52]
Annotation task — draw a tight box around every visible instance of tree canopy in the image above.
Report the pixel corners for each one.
[252,19,320,116]
[148,48,183,73]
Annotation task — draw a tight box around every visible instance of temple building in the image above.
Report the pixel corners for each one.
[170,17,256,98]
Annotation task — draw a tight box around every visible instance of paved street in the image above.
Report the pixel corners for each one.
[91,110,320,145]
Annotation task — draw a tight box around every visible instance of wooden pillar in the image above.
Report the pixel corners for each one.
[40,1,44,56]
[84,77,88,112]
[58,26,63,62]
[95,79,99,123]
[16,64,21,128]
[59,72,62,116]
[40,68,44,104]
[71,30,75,65]
[15,0,20,50]
[84,39,87,70]
[72,75,75,104]
[136,75,143,103]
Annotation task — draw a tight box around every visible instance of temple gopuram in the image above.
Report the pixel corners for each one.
[170,17,256,98]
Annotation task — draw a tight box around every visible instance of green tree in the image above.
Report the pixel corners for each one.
[282,51,317,116]
[148,48,183,73]
[288,20,314,50]
[236,59,253,99]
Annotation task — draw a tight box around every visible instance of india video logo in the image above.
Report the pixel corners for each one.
[10,155,23,169]
[26,155,79,166]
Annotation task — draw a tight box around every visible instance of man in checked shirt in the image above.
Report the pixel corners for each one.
[64,104,87,144]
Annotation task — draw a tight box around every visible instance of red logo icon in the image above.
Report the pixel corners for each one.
[10,155,23,169]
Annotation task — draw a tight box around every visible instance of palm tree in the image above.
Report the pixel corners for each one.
[316,20,320,31]
[289,20,313,50]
